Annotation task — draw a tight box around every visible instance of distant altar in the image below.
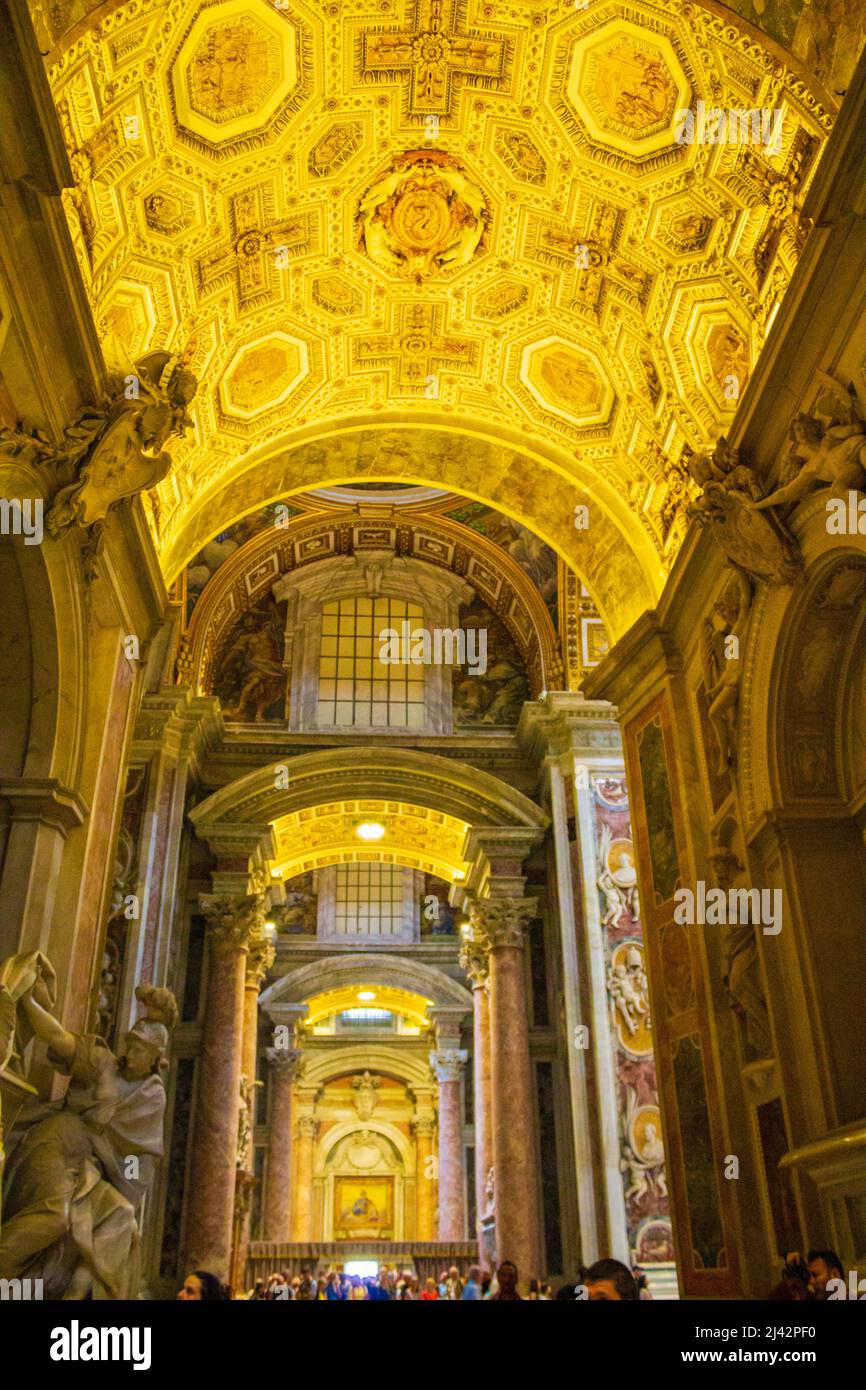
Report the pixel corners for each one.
[247,1241,478,1284]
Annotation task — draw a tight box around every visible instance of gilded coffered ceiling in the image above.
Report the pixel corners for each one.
[32,0,840,636]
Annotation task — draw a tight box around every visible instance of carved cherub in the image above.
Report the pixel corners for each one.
[755,375,866,509]
[45,351,197,537]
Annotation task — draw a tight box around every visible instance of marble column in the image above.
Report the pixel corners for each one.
[459,938,493,1249]
[471,896,542,1284]
[232,928,274,1282]
[412,1114,437,1240]
[263,1047,302,1241]
[291,1112,319,1241]
[184,893,264,1279]
[430,1050,468,1240]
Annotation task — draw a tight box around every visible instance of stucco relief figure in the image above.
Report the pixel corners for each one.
[0,963,176,1300]
[351,1071,381,1122]
[0,350,196,539]
[620,1087,667,1208]
[709,849,771,1057]
[47,353,197,537]
[598,867,627,929]
[607,956,649,1037]
[484,1165,495,1217]
[686,438,801,585]
[754,376,866,509]
[598,824,640,926]
[237,1075,262,1171]
[700,567,752,776]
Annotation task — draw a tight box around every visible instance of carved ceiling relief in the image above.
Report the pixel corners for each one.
[271,801,469,881]
[38,0,833,587]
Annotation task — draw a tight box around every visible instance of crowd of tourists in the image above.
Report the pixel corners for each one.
[177,1258,649,1301]
[175,1247,848,1301]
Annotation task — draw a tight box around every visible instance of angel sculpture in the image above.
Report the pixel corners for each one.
[45,350,197,537]
[0,957,176,1300]
[754,373,866,509]
[685,437,801,585]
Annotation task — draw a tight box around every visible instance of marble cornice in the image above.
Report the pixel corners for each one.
[271,939,462,962]
[779,1121,866,1186]
[517,692,622,764]
[0,777,89,836]
[747,804,861,856]
[189,818,277,861]
[582,609,683,718]
[731,54,866,485]
[132,687,224,763]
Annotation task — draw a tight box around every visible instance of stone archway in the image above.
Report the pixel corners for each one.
[261,955,473,1018]
[161,426,662,643]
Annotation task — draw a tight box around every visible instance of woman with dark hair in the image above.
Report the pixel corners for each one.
[177,1270,229,1301]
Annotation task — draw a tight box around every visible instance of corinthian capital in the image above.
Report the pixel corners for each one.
[429,1049,468,1084]
[246,928,276,984]
[297,1114,319,1139]
[199,893,266,954]
[468,897,538,950]
[412,1115,436,1139]
[266,1047,302,1079]
[459,938,490,989]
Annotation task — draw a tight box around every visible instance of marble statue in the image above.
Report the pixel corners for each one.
[0,959,177,1300]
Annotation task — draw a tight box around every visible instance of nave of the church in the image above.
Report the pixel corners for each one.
[1,0,866,1330]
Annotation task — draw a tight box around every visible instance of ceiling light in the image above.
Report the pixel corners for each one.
[357,990,376,1001]
[356,821,386,841]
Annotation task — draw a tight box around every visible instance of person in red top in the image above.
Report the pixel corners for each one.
[420,1276,439,1300]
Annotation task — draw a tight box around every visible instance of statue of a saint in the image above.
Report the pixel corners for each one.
[0,959,176,1299]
